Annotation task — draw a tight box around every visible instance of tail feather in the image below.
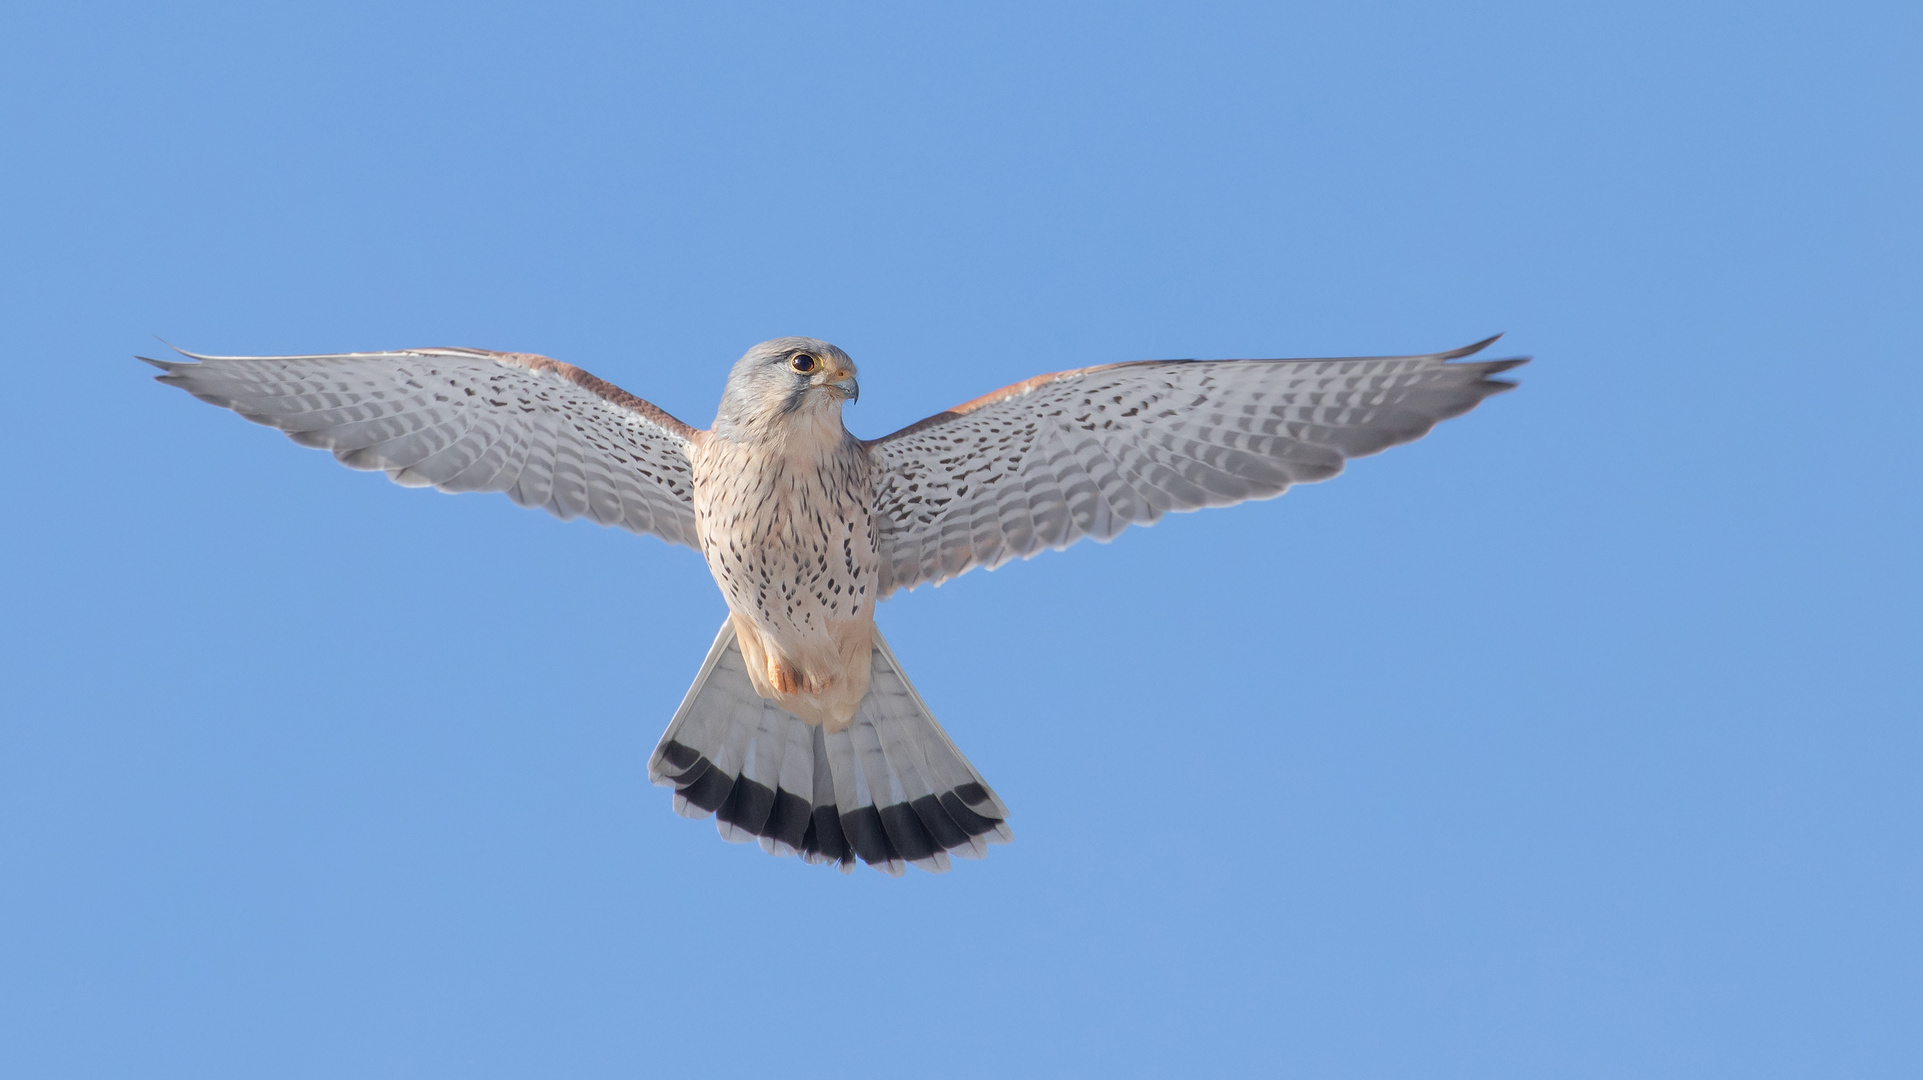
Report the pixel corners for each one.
[755,704,817,858]
[714,704,788,843]
[649,620,1010,875]
[799,730,848,867]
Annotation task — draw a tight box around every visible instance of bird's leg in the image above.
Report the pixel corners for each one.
[726,613,841,703]
[773,661,834,696]
[767,654,801,695]
[730,614,789,700]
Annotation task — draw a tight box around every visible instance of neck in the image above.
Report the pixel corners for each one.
[717,399,849,452]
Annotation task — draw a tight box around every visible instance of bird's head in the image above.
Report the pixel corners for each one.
[714,337,860,438]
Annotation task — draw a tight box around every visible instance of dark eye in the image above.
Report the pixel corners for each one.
[790,352,819,374]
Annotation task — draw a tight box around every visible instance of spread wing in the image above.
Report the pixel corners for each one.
[146,346,703,548]
[867,337,1526,595]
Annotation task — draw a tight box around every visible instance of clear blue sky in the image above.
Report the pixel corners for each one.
[2,2,1917,1076]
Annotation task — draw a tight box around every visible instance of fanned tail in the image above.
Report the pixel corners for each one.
[648,621,1012,875]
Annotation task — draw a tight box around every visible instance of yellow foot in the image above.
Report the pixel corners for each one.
[767,656,800,695]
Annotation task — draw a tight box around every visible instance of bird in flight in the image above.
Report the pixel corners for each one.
[146,335,1524,875]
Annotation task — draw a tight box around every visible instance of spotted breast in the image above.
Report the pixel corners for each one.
[689,417,879,730]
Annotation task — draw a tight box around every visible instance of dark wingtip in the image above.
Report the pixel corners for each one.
[157,338,222,361]
[1478,356,1531,375]
[1439,333,1505,361]
[1449,343,1529,396]
[139,338,212,375]
[1476,356,1530,395]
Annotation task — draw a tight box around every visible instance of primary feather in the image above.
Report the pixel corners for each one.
[142,346,700,546]
[867,337,1524,595]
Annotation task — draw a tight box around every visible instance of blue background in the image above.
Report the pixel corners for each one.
[2,2,1918,1076]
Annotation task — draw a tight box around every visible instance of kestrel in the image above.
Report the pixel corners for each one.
[146,335,1525,875]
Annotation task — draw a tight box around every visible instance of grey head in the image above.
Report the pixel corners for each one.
[713,337,860,438]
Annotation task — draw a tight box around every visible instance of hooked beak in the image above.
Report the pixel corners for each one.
[829,370,859,403]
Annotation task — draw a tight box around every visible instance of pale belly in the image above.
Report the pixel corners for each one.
[691,432,879,730]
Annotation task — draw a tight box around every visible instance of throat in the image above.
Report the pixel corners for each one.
[778,401,852,461]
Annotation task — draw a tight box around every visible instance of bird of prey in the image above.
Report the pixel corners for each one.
[146,335,1525,875]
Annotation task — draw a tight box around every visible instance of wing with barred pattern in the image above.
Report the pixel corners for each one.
[145,346,702,548]
[867,337,1525,595]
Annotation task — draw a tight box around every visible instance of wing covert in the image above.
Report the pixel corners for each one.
[146,346,703,548]
[866,337,1525,595]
